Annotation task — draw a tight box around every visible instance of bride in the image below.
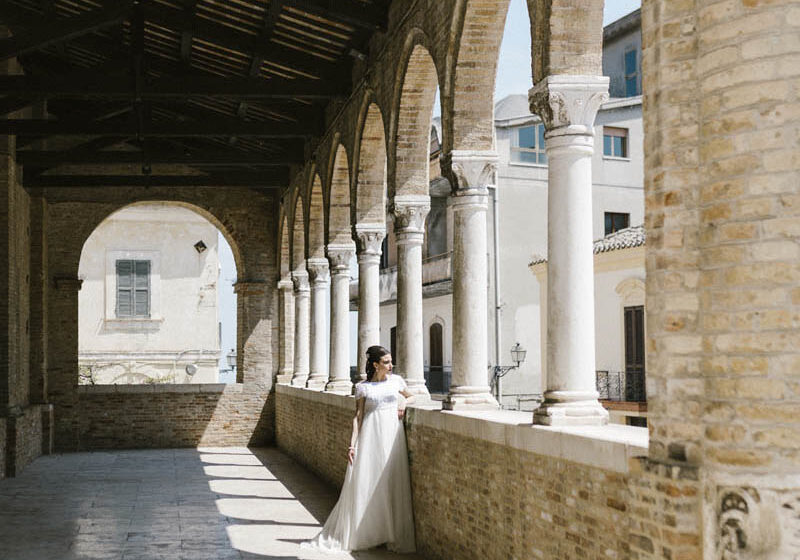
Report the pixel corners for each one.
[303,345,416,553]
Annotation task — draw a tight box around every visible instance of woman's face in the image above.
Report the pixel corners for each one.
[375,354,393,376]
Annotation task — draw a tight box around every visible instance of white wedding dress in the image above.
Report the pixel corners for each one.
[304,374,416,553]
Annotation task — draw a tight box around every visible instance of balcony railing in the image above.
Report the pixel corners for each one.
[596,370,646,402]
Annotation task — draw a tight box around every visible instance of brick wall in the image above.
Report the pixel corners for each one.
[276,385,647,560]
[76,385,272,450]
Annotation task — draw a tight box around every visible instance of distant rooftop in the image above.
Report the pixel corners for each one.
[604,8,641,43]
[529,225,645,266]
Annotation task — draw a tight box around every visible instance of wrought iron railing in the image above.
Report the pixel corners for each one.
[596,370,646,402]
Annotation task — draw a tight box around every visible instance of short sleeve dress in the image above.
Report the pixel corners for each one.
[304,374,416,553]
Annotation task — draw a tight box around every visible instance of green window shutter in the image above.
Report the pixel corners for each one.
[134,260,151,317]
[116,260,134,317]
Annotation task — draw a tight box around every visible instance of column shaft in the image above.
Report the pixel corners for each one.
[442,152,499,410]
[392,196,430,399]
[326,245,355,392]
[306,258,329,389]
[291,270,310,387]
[529,75,609,425]
[355,225,384,380]
[276,278,294,384]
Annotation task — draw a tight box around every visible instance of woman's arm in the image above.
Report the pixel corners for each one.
[397,389,415,419]
[348,396,365,464]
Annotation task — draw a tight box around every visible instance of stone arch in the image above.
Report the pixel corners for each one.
[291,191,306,271]
[278,211,291,279]
[527,0,605,83]
[391,32,440,199]
[447,0,512,152]
[353,95,388,226]
[307,173,325,259]
[327,143,352,247]
[75,199,245,281]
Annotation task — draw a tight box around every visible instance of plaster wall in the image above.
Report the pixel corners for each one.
[78,204,221,384]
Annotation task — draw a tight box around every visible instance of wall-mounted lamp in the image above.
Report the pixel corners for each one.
[226,348,237,372]
[194,240,207,254]
[491,342,527,404]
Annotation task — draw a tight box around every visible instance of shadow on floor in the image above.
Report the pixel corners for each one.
[0,447,425,560]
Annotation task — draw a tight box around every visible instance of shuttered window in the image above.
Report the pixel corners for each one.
[116,259,150,318]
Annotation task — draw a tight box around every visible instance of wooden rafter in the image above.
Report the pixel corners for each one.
[0,1,134,61]
[17,149,300,167]
[25,172,287,188]
[0,74,345,99]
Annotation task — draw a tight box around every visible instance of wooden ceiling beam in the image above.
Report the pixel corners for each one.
[286,0,387,32]
[0,74,345,99]
[17,149,300,167]
[0,1,133,61]
[25,172,287,188]
[0,118,317,137]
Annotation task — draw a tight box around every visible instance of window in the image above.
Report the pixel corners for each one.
[623,305,646,402]
[511,124,547,165]
[624,48,640,97]
[603,127,628,158]
[116,259,150,318]
[604,212,630,235]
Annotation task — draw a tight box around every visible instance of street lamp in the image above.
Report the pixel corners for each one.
[492,342,527,406]
[226,349,237,373]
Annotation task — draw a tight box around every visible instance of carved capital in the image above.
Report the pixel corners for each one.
[306,257,330,285]
[354,223,385,256]
[326,244,355,274]
[277,277,294,292]
[391,195,430,235]
[440,150,498,194]
[718,486,781,559]
[529,75,609,136]
[291,269,310,293]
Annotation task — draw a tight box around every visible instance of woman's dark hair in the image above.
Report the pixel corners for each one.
[365,345,390,381]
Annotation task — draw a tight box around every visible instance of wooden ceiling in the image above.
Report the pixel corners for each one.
[0,0,390,189]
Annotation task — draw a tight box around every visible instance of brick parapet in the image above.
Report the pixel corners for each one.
[276,385,649,559]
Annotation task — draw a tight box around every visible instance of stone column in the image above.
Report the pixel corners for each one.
[529,75,609,425]
[326,244,355,392]
[276,277,294,384]
[354,224,384,380]
[391,195,430,399]
[291,269,311,387]
[306,258,329,389]
[441,152,499,410]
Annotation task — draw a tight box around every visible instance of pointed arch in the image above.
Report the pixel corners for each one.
[354,97,388,226]
[291,192,306,271]
[308,173,325,259]
[327,144,353,247]
[391,34,440,199]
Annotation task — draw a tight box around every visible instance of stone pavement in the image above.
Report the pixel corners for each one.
[0,447,427,560]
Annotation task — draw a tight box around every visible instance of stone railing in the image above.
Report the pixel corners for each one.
[275,383,649,560]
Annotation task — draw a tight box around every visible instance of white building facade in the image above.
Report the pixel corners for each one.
[78,203,222,384]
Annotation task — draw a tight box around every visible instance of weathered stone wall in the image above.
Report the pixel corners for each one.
[76,385,271,449]
[641,0,800,556]
[276,384,647,560]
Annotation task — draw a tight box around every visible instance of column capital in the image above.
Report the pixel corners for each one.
[528,75,609,136]
[440,150,498,194]
[326,244,355,274]
[292,269,310,293]
[53,276,83,291]
[306,257,330,285]
[391,194,430,236]
[354,223,385,257]
[277,277,294,291]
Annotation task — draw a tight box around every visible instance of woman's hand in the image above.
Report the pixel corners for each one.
[347,446,355,465]
[397,407,406,420]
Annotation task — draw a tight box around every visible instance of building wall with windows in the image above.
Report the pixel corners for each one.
[78,204,221,384]
[602,9,642,98]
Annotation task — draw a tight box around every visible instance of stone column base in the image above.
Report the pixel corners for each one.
[533,390,609,426]
[443,386,499,410]
[406,380,432,402]
[291,375,309,387]
[325,379,353,393]
[305,375,327,390]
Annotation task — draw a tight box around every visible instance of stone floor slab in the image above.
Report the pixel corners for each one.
[0,447,427,560]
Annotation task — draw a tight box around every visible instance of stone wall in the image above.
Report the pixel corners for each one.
[12,405,44,475]
[76,384,272,450]
[275,384,648,560]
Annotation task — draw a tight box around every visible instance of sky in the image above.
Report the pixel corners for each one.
[217,0,642,379]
